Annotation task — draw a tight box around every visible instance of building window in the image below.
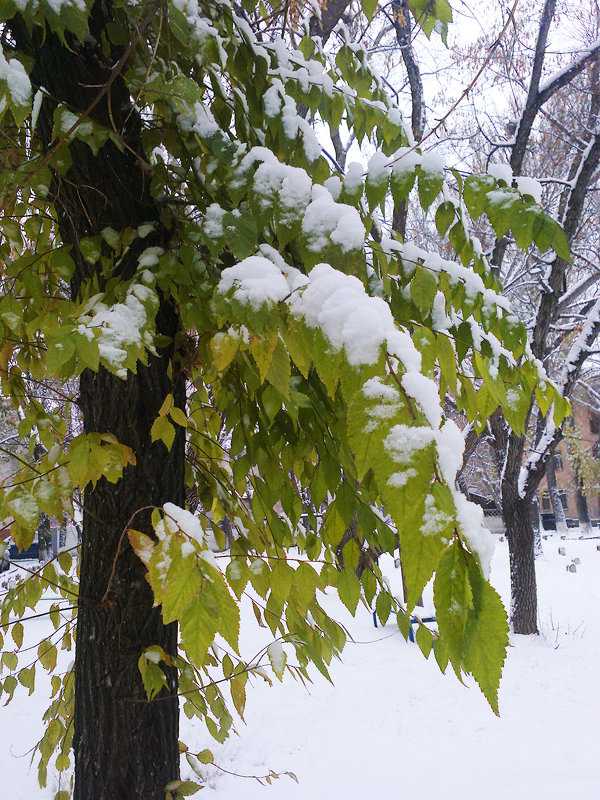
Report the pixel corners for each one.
[541,493,551,511]
[553,452,563,471]
[590,413,599,434]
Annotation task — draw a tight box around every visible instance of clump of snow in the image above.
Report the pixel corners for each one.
[362,376,400,403]
[453,492,495,577]
[204,204,226,238]
[302,185,365,252]
[514,176,543,204]
[389,147,422,176]
[384,424,436,465]
[401,371,442,429]
[488,162,513,184]
[0,50,31,110]
[367,152,390,185]
[432,292,451,331]
[420,151,446,175]
[77,282,157,378]
[435,420,465,486]
[387,468,416,487]
[138,247,164,268]
[323,176,342,200]
[178,101,219,138]
[422,494,451,537]
[218,256,292,309]
[343,162,365,195]
[486,189,518,209]
[290,263,392,366]
[267,640,286,676]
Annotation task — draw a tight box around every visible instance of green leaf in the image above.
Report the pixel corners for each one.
[211,329,241,372]
[361,0,378,21]
[417,168,443,211]
[462,555,508,715]
[12,621,23,649]
[270,559,294,606]
[415,624,433,657]
[410,268,438,311]
[266,339,290,398]
[151,415,176,450]
[162,560,203,624]
[463,175,495,220]
[337,568,360,614]
[390,168,416,207]
[223,209,257,260]
[435,201,456,237]
[434,541,473,665]
[375,590,392,626]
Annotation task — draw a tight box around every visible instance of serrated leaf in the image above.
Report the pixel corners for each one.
[417,169,443,211]
[151,415,176,450]
[38,642,57,672]
[270,559,293,606]
[12,622,23,649]
[463,554,508,714]
[128,529,155,568]
[162,560,203,623]
[211,330,240,371]
[463,174,495,220]
[266,338,290,398]
[251,332,277,382]
[415,623,433,657]
[267,640,286,680]
[434,541,473,664]
[390,168,416,207]
[337,568,360,614]
[223,209,257,260]
[375,589,392,626]
[410,268,438,311]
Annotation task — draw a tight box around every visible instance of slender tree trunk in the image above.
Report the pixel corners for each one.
[574,481,591,534]
[503,494,538,634]
[11,7,185,797]
[37,511,52,563]
[545,458,568,533]
[530,498,543,558]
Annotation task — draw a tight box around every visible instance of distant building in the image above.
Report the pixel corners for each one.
[537,393,600,526]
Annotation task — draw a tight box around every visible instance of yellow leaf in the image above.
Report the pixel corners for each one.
[128,528,155,568]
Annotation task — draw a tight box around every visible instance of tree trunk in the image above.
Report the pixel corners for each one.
[10,7,185,797]
[574,481,591,534]
[503,496,538,634]
[530,498,543,558]
[37,511,52,563]
[545,458,568,533]
[75,362,184,800]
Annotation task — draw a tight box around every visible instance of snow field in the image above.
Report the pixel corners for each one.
[1,536,599,799]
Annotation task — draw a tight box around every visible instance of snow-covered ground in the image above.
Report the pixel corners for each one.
[2,534,599,799]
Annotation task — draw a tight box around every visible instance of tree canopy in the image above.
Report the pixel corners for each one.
[0,0,572,796]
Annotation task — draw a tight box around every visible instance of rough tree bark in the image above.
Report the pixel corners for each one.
[489,411,539,634]
[503,490,539,634]
[11,5,185,798]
